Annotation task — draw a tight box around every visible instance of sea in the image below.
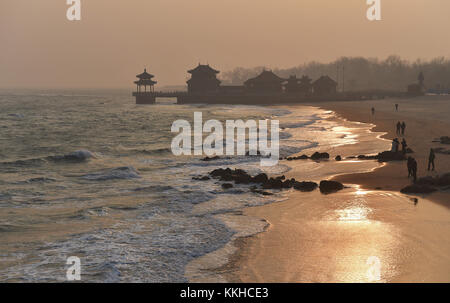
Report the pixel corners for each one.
[0,89,383,282]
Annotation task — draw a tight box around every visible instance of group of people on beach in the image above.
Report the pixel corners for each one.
[396,121,406,135]
[391,137,409,153]
[407,149,436,182]
[374,104,437,184]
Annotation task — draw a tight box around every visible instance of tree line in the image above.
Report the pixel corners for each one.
[220,56,450,92]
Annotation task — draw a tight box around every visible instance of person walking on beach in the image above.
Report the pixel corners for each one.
[411,158,418,183]
[428,148,436,171]
[395,104,399,111]
[401,121,406,135]
[396,121,401,135]
[407,156,413,177]
[371,107,375,116]
[401,138,407,154]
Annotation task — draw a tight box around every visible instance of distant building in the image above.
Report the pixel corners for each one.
[244,70,286,93]
[298,75,313,95]
[285,75,301,93]
[312,76,337,96]
[133,68,157,104]
[407,72,425,96]
[187,64,221,94]
[134,68,157,92]
[219,85,245,94]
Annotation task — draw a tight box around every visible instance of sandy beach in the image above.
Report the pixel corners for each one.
[225,96,450,283]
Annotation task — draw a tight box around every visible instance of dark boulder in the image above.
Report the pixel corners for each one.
[201,156,220,161]
[282,178,296,189]
[440,136,450,144]
[252,173,268,184]
[193,176,210,181]
[377,151,406,162]
[310,152,330,160]
[436,173,450,186]
[415,173,450,187]
[210,168,231,178]
[286,154,309,161]
[293,181,318,192]
[221,183,234,190]
[400,184,437,194]
[335,155,342,161]
[319,180,344,194]
[263,178,283,189]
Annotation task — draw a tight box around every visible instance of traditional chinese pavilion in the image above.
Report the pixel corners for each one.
[312,75,337,96]
[133,68,157,104]
[186,64,221,93]
[244,70,286,93]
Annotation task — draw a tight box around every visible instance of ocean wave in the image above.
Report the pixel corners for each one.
[82,166,141,181]
[0,150,95,169]
[280,120,317,129]
[0,158,47,168]
[48,150,95,162]
[138,148,172,155]
[15,177,56,184]
[133,185,174,192]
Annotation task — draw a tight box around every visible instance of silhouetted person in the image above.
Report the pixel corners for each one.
[401,138,407,154]
[371,107,375,115]
[407,156,413,177]
[401,121,406,135]
[391,138,399,152]
[395,104,399,111]
[396,121,401,135]
[411,158,418,183]
[428,148,435,171]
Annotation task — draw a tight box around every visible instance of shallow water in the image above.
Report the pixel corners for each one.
[0,89,371,282]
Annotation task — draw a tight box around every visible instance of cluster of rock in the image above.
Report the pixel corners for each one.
[440,136,450,144]
[285,152,329,161]
[348,151,409,162]
[400,173,450,194]
[284,150,411,163]
[193,167,345,195]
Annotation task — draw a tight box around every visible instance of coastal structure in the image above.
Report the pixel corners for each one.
[133,69,157,104]
[132,63,391,104]
[187,64,221,93]
[298,75,313,95]
[312,75,338,96]
[285,75,301,93]
[244,70,286,93]
[407,72,425,96]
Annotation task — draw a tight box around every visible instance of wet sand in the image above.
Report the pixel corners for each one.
[229,96,450,282]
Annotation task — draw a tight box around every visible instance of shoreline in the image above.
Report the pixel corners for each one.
[315,97,450,208]
[193,96,450,282]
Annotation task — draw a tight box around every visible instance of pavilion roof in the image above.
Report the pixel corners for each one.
[188,64,220,74]
[136,69,155,79]
[313,75,337,86]
[244,70,286,85]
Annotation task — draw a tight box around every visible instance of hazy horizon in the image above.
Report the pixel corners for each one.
[1,0,449,89]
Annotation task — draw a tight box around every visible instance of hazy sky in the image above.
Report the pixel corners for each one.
[1,0,449,88]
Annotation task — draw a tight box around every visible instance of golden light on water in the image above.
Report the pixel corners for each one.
[337,206,371,222]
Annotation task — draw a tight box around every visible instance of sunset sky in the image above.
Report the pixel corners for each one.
[1,0,449,88]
